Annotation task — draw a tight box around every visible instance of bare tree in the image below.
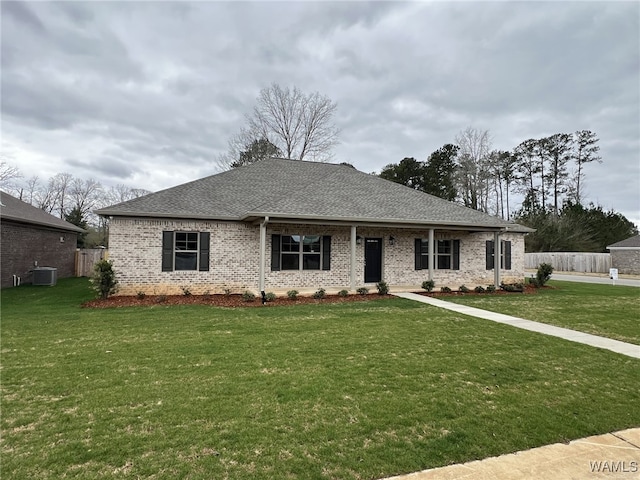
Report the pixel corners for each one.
[0,160,22,187]
[103,184,151,206]
[19,176,41,203]
[70,177,103,224]
[221,84,339,169]
[455,127,492,211]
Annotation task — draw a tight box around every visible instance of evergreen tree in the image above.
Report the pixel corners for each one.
[65,206,89,247]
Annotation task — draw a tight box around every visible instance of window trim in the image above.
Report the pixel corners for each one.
[486,240,512,270]
[414,238,460,270]
[271,234,331,271]
[162,231,210,272]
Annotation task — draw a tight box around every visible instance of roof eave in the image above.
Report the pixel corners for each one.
[242,212,512,231]
[2,215,86,233]
[95,210,241,222]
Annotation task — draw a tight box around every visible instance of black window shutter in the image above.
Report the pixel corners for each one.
[486,240,494,270]
[452,240,460,270]
[322,235,331,270]
[199,232,210,271]
[271,234,281,271]
[162,231,174,272]
[414,238,422,270]
[504,240,512,270]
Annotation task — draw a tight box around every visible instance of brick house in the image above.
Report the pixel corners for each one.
[1,191,85,288]
[96,158,533,296]
[607,235,640,275]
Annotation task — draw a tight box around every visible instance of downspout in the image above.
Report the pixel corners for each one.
[259,216,269,295]
[494,230,502,288]
[350,225,357,290]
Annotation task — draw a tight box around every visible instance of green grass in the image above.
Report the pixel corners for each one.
[2,278,639,479]
[446,280,640,345]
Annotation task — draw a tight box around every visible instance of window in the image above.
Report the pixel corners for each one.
[271,234,331,271]
[175,232,199,270]
[162,231,210,272]
[416,239,429,270]
[436,240,453,269]
[486,240,511,270]
[414,239,460,270]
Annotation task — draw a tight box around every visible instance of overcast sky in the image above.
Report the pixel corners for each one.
[2,1,639,224]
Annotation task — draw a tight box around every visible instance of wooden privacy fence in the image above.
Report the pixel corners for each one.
[525,252,610,273]
[75,248,108,277]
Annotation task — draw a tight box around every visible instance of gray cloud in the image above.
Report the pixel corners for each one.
[2,1,638,222]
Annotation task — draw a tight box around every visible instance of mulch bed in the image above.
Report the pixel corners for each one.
[83,284,544,309]
[82,293,394,309]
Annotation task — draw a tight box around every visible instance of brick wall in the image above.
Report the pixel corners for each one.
[108,218,259,295]
[1,221,78,288]
[611,250,640,275]
[109,217,527,295]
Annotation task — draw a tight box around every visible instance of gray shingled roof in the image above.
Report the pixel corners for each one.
[96,158,533,231]
[607,235,640,249]
[1,191,85,233]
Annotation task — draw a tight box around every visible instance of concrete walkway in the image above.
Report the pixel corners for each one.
[382,428,640,480]
[393,292,640,359]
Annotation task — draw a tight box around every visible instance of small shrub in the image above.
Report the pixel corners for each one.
[338,289,349,297]
[459,285,470,293]
[313,288,326,299]
[90,260,118,299]
[223,288,232,297]
[265,292,277,302]
[202,289,211,299]
[501,282,524,293]
[474,286,485,293]
[136,291,146,300]
[440,286,452,293]
[356,287,369,296]
[287,290,299,300]
[535,263,554,288]
[486,284,496,293]
[155,294,168,304]
[376,281,389,295]
[181,286,192,296]
[242,291,256,302]
[421,280,435,292]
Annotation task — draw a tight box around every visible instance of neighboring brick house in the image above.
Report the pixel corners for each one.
[607,235,640,275]
[96,158,533,296]
[1,191,85,288]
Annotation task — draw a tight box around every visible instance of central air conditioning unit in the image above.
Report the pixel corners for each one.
[32,267,58,286]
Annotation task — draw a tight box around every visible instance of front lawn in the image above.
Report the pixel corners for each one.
[2,278,639,479]
[446,280,640,345]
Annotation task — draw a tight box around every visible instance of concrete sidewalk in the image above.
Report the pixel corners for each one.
[382,428,640,480]
[393,292,640,359]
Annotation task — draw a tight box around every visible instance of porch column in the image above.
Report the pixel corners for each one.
[350,225,357,290]
[428,228,435,281]
[494,231,501,287]
[259,217,269,292]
